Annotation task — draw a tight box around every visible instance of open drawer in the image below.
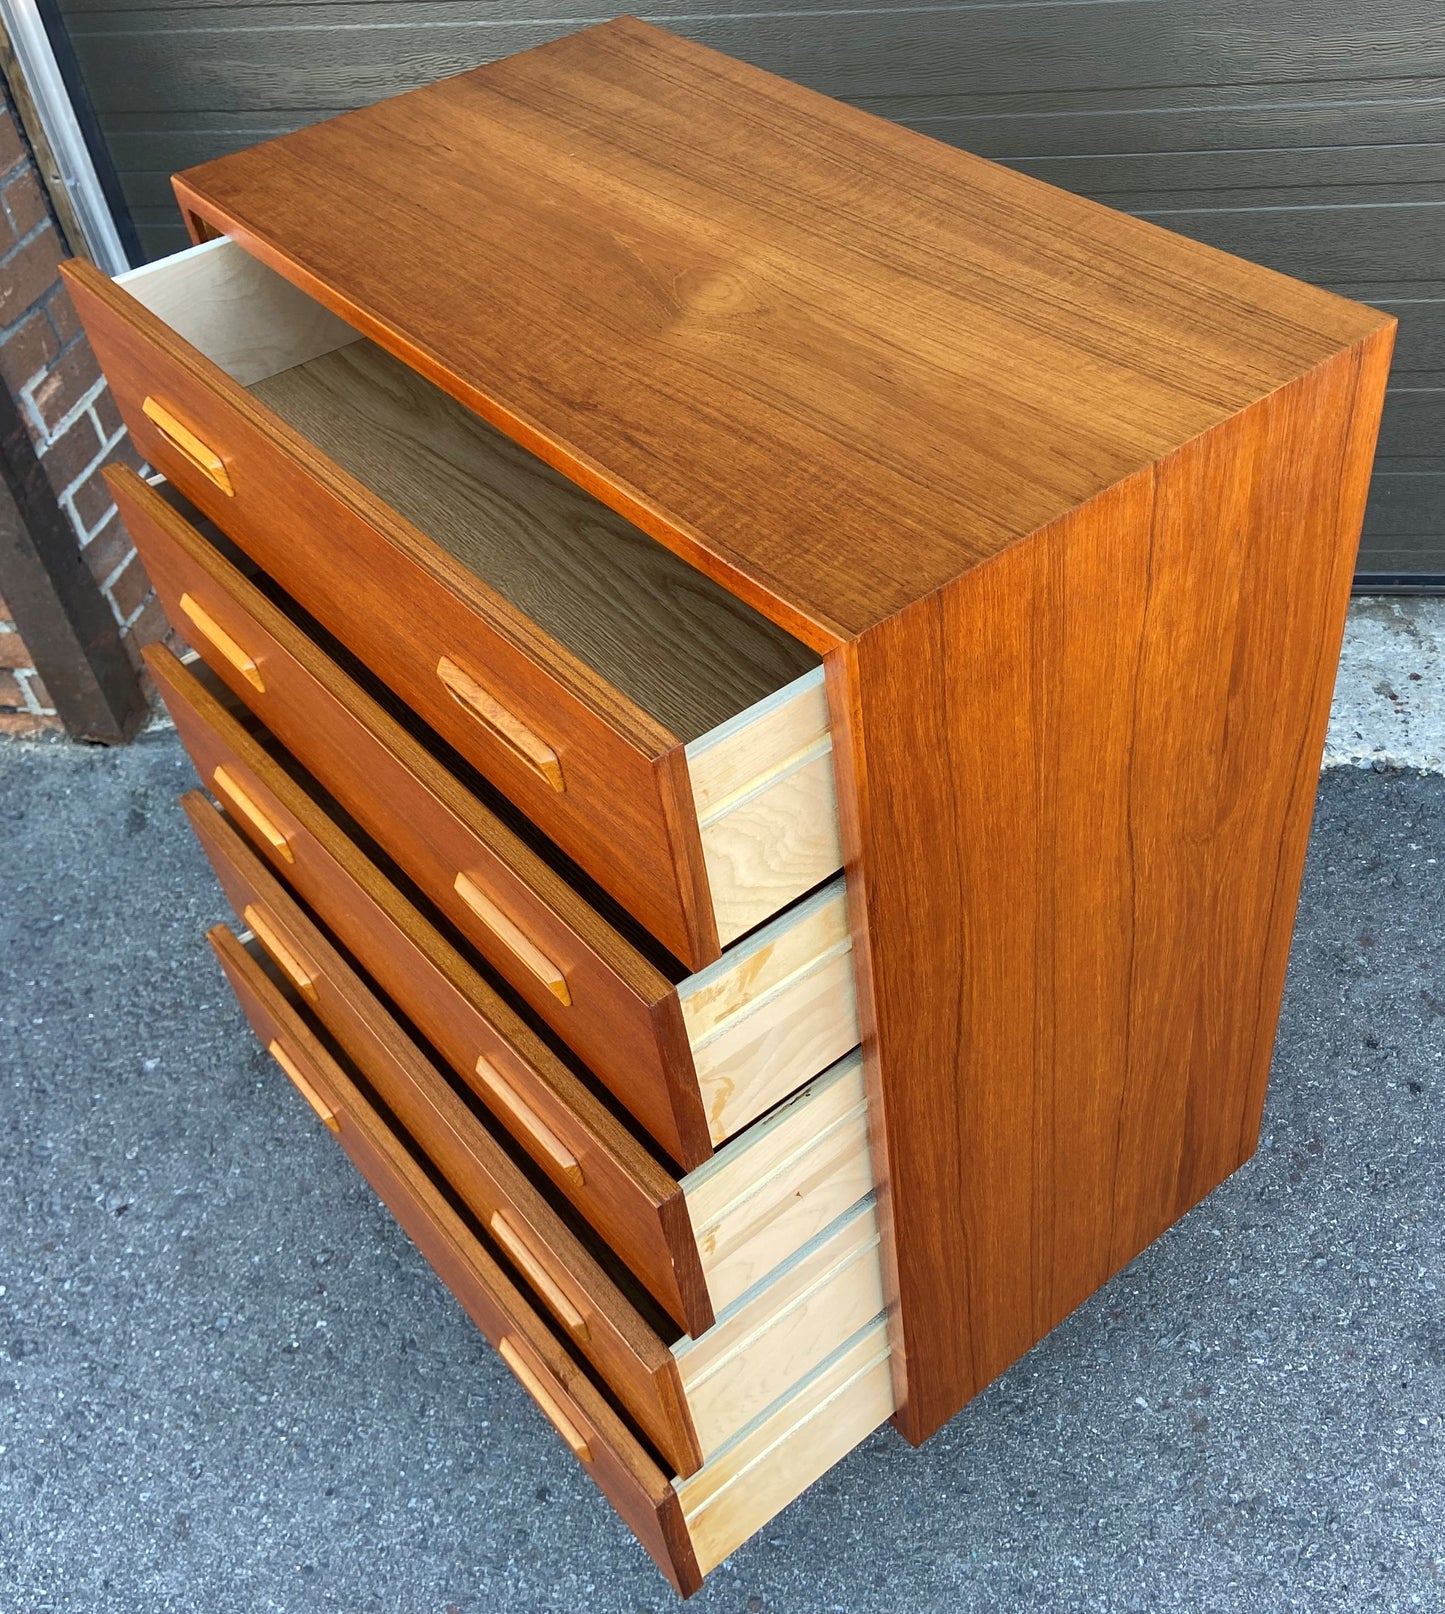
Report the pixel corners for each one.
[63,239,844,970]
[156,642,867,1337]
[211,925,893,1594]
[112,466,859,1167]
[205,893,881,1481]
[178,743,871,1345]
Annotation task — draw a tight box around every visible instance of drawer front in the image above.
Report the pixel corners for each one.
[204,862,703,1478]
[152,646,713,1335]
[110,465,711,1168]
[204,829,882,1484]
[208,925,705,1597]
[160,648,874,1334]
[213,924,891,1592]
[65,259,719,968]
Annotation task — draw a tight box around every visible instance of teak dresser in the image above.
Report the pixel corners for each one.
[62,18,1393,1595]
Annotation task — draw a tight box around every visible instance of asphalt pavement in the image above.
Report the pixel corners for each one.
[1,730,1440,1613]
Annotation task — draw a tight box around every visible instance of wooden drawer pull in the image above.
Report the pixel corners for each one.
[212,765,295,862]
[454,874,571,1005]
[489,1210,589,1339]
[178,593,264,690]
[243,904,317,1002]
[497,1337,591,1463]
[436,656,564,793]
[473,1056,583,1187]
[267,1039,340,1132]
[142,396,234,496]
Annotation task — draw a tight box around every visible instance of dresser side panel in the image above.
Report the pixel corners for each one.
[844,327,1394,1443]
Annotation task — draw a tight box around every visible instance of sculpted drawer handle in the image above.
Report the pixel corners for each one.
[212,765,295,862]
[489,1210,589,1340]
[436,656,564,793]
[497,1337,591,1463]
[267,1039,340,1133]
[454,874,571,1006]
[243,904,317,1002]
[473,1055,583,1187]
[142,397,234,496]
[179,593,264,691]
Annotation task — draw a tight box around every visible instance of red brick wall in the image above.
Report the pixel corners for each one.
[0,76,167,738]
[0,586,57,734]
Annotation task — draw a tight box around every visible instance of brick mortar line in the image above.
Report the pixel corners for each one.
[13,667,56,716]
[24,372,108,450]
[95,542,136,595]
[0,214,62,284]
[79,505,120,551]
[43,415,127,503]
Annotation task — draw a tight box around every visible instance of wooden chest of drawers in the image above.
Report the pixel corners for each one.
[62,17,1392,1596]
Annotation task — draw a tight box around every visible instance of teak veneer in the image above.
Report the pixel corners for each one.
[65,13,1392,1591]
[108,464,858,1169]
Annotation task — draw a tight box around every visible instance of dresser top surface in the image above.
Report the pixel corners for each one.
[175,16,1390,646]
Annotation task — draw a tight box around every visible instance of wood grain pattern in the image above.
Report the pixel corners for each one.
[674,1314,893,1577]
[252,338,817,742]
[172,17,1392,645]
[677,875,847,1040]
[690,943,856,1145]
[672,1195,883,1458]
[684,669,829,819]
[202,806,880,1487]
[437,657,567,794]
[265,1036,337,1128]
[211,761,294,859]
[109,464,714,1166]
[69,21,1403,1579]
[180,740,868,1343]
[197,807,706,1477]
[141,396,234,494]
[117,234,355,384]
[115,457,854,1158]
[219,916,884,1587]
[207,925,704,1597]
[683,1051,873,1314]
[63,253,720,967]
[698,744,843,948]
[679,878,857,1144]
[686,662,842,947]
[178,591,264,688]
[840,324,1396,1444]
[154,652,714,1334]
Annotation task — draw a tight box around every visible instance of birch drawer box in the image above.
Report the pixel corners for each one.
[64,15,1391,1598]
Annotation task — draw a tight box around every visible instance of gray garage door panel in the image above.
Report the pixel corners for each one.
[54,0,1445,577]
[60,1,1445,112]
